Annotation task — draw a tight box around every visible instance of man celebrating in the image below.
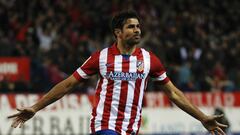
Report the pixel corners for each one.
[8,11,227,135]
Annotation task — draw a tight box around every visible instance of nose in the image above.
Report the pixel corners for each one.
[134,27,140,34]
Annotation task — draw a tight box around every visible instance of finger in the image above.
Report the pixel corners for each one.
[211,130,219,135]
[11,117,18,128]
[17,108,24,112]
[215,131,223,135]
[217,122,228,128]
[7,112,21,119]
[216,127,226,135]
[11,118,21,128]
[213,114,224,119]
[8,108,25,119]
[13,118,22,128]
[19,120,25,128]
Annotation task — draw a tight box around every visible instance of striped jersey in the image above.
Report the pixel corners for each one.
[73,44,169,135]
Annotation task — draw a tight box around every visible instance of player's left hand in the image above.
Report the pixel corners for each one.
[201,114,228,135]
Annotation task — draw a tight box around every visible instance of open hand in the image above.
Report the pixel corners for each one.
[201,114,228,135]
[7,107,36,128]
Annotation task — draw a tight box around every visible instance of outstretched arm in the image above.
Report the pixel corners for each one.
[31,75,79,112]
[8,50,100,128]
[8,75,80,128]
[160,81,228,135]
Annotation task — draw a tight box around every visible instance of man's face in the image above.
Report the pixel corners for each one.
[117,18,141,45]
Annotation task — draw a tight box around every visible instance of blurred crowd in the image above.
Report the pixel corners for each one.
[0,0,240,93]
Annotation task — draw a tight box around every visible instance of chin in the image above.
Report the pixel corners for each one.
[131,40,141,45]
[125,39,141,46]
[133,40,141,45]
[128,42,139,46]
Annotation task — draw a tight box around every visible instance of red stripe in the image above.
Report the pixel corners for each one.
[100,50,115,129]
[126,51,144,133]
[73,71,83,81]
[160,77,170,85]
[126,80,141,133]
[136,110,142,135]
[90,77,103,133]
[136,77,148,134]
[115,56,130,133]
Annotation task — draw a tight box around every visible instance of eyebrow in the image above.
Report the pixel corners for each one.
[127,24,140,27]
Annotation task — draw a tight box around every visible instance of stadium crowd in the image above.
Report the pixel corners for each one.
[0,0,240,93]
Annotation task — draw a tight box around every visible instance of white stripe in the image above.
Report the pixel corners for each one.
[95,48,108,130]
[132,49,150,131]
[141,49,151,75]
[155,72,167,81]
[121,56,137,134]
[94,79,100,91]
[76,68,90,79]
[99,48,108,77]
[108,55,123,130]
[121,130,127,135]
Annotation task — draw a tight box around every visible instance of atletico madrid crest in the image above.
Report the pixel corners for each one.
[137,60,144,72]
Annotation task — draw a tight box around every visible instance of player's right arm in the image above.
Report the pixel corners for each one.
[7,75,79,128]
[32,75,79,112]
[8,51,100,128]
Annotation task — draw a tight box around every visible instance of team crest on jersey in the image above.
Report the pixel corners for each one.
[137,60,144,72]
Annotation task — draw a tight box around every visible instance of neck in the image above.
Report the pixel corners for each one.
[117,40,136,55]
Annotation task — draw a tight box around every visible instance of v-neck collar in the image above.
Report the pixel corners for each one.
[110,43,140,56]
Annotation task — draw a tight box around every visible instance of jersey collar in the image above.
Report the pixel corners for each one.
[111,43,141,56]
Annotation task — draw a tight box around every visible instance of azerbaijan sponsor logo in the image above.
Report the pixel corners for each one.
[105,71,145,81]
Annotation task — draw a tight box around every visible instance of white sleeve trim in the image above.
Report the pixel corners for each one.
[77,68,90,79]
[154,72,167,81]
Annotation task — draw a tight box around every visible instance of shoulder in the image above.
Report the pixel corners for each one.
[90,50,101,58]
[91,44,114,54]
[138,47,155,54]
[143,49,163,66]
[139,48,158,58]
[98,45,113,54]
[96,47,109,58]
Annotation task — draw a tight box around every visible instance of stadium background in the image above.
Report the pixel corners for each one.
[0,0,240,134]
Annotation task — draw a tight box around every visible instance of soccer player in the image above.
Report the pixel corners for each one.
[8,11,227,135]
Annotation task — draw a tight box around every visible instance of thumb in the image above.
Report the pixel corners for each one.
[17,108,24,112]
[214,114,224,119]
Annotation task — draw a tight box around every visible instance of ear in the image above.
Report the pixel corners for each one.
[114,29,121,37]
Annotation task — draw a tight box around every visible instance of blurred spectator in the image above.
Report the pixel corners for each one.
[0,76,15,93]
[43,58,67,85]
[177,61,194,91]
[14,75,29,93]
[0,0,240,93]
[206,62,235,91]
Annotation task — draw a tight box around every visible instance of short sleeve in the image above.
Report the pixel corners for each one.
[73,51,100,81]
[149,52,170,84]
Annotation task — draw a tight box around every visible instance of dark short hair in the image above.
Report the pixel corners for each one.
[111,10,140,37]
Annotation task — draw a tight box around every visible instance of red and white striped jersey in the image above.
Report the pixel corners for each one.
[73,44,169,135]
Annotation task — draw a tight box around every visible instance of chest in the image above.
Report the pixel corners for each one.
[99,55,150,81]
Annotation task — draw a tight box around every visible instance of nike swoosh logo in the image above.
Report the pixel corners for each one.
[105,63,114,67]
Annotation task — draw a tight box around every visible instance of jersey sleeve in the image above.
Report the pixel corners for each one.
[73,51,100,81]
[149,52,170,85]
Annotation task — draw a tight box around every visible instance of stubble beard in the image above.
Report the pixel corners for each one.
[125,38,141,46]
